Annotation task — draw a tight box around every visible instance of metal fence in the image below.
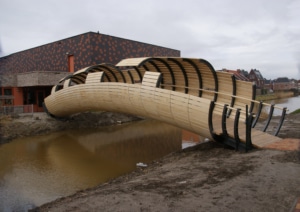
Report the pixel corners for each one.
[0,105,34,115]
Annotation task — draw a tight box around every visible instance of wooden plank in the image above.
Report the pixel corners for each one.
[122,71,133,84]
[116,57,149,67]
[252,134,282,147]
[85,72,104,84]
[51,85,58,94]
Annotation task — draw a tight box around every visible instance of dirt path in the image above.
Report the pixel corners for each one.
[32,142,300,212]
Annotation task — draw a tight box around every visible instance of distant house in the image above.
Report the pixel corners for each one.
[272,77,293,91]
[248,69,264,88]
[238,69,249,79]
[290,79,299,91]
[0,32,180,112]
[220,69,249,81]
[264,79,272,91]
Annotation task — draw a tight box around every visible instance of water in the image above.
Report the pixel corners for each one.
[0,119,182,211]
[262,96,300,116]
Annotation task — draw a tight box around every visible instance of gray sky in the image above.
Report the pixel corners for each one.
[0,0,299,79]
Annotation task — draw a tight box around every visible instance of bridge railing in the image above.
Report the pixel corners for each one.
[210,102,254,151]
[159,83,287,136]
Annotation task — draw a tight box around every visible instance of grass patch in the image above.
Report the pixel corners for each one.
[290,108,300,114]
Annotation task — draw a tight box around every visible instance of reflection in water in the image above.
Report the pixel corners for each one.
[0,119,181,211]
[181,129,207,148]
[264,96,300,115]
[253,96,300,118]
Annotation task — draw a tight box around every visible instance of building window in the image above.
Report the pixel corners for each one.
[4,88,12,95]
[27,90,36,104]
[4,88,12,105]
[37,91,44,107]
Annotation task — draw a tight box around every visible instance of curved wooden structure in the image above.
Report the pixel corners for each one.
[44,57,287,151]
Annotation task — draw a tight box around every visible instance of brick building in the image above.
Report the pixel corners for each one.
[0,32,180,112]
[272,77,295,91]
[220,69,249,81]
[248,69,264,89]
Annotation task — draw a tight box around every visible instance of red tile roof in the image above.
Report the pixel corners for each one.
[221,69,249,81]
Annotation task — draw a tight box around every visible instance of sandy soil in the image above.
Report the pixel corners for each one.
[32,142,300,212]
[1,112,300,211]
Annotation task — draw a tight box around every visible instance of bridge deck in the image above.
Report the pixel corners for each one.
[212,115,282,148]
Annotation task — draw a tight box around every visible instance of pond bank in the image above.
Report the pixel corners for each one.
[0,112,142,144]
[256,91,295,101]
[1,111,300,211]
[32,141,300,212]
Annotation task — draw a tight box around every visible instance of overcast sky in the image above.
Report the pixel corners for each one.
[0,0,299,79]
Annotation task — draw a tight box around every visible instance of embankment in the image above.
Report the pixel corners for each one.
[0,112,142,144]
[256,91,295,101]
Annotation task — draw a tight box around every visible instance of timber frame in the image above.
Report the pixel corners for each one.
[44,57,287,151]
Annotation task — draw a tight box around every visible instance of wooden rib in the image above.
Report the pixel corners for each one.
[85,72,104,84]
[45,57,285,150]
[116,57,150,67]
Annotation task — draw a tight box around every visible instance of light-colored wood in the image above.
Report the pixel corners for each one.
[45,57,283,149]
[73,66,89,75]
[85,72,104,84]
[62,79,71,88]
[51,85,58,94]
[116,57,150,67]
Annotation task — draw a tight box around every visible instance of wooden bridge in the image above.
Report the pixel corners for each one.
[44,57,287,151]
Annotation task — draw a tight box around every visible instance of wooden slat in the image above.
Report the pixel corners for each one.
[116,57,150,67]
[85,72,104,84]
[142,71,161,88]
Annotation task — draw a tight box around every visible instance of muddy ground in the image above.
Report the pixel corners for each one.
[32,142,300,212]
[1,112,300,211]
[0,112,142,144]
